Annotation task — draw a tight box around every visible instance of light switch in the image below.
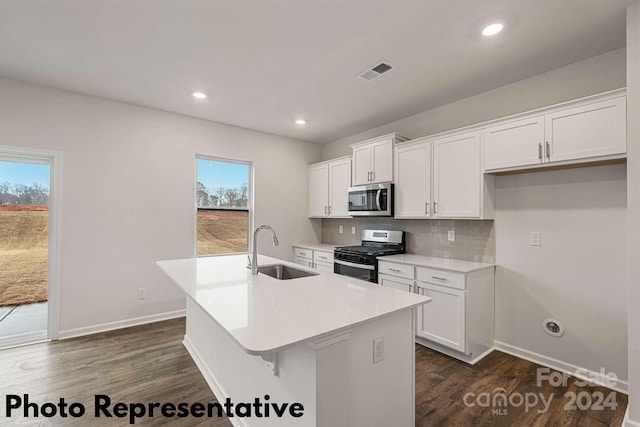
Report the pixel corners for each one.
[339,225,343,234]
[530,232,542,246]
[352,226,356,235]
[448,230,455,242]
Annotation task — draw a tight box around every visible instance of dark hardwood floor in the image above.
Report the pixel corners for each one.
[0,318,628,426]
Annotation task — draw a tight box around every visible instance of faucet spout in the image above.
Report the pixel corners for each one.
[251,225,280,275]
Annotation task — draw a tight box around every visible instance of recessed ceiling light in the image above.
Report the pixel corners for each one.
[295,119,306,125]
[192,92,207,99]
[482,22,504,37]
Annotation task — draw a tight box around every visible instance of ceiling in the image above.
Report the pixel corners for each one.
[0,1,633,144]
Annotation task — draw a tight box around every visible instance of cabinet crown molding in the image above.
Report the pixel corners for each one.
[349,132,409,149]
[308,155,351,168]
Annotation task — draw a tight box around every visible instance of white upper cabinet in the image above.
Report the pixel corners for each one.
[483,116,545,170]
[327,157,351,217]
[394,141,431,218]
[545,97,626,162]
[350,133,408,185]
[308,157,351,218]
[433,131,481,218]
[308,163,329,217]
[352,145,373,185]
[483,90,626,173]
[394,131,493,219]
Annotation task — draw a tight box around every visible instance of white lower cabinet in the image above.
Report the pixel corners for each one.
[379,273,414,293]
[378,258,495,364]
[293,246,334,272]
[416,283,466,353]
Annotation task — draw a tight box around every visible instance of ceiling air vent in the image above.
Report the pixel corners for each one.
[357,61,394,81]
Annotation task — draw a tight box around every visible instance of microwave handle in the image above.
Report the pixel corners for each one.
[376,189,382,211]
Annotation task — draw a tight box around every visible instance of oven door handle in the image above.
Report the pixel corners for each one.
[334,259,376,270]
[376,189,382,211]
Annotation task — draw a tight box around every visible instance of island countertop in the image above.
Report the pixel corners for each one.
[157,254,429,355]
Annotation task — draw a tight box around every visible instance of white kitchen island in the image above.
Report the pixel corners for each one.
[157,254,430,427]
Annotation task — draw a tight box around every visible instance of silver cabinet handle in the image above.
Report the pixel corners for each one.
[433,201,437,214]
[318,255,327,260]
[299,252,307,257]
[546,141,551,159]
[371,170,375,181]
[328,205,331,214]
[425,202,429,214]
[367,171,371,181]
[389,268,401,273]
[431,275,447,281]
[538,143,542,160]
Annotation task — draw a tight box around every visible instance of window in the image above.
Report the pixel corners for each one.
[196,157,251,256]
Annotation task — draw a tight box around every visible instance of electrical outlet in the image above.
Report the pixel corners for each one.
[448,230,455,242]
[373,337,384,364]
[530,232,542,246]
[339,225,344,234]
[137,288,146,300]
[352,226,356,235]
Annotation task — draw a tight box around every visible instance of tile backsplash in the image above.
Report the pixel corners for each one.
[322,218,495,263]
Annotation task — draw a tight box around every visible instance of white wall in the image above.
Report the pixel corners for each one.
[321,48,626,160]
[0,77,322,335]
[494,165,627,383]
[320,48,629,386]
[626,1,640,424]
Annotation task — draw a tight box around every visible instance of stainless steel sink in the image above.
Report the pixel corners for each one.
[257,264,318,280]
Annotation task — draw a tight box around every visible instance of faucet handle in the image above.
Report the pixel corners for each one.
[247,255,252,269]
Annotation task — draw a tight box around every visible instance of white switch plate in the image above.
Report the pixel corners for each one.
[448,230,455,242]
[352,226,356,235]
[373,337,384,364]
[339,225,343,234]
[137,288,146,300]
[530,232,542,246]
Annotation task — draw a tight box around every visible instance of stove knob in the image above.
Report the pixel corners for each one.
[360,256,367,263]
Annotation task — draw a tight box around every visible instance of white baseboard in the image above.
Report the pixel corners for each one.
[0,330,48,349]
[494,340,628,394]
[625,406,640,427]
[415,337,494,365]
[183,335,246,427]
[58,309,185,339]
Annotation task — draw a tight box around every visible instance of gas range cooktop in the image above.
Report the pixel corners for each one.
[334,230,405,264]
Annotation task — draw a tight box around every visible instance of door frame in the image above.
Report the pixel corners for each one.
[0,145,61,340]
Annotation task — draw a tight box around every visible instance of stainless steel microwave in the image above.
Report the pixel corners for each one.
[348,183,393,216]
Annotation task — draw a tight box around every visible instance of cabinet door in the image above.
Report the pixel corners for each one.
[352,145,372,185]
[483,116,545,171]
[308,164,329,217]
[314,261,334,273]
[545,97,626,162]
[395,142,431,218]
[378,274,414,293]
[371,139,393,183]
[294,256,313,268]
[417,283,466,353]
[328,158,351,217]
[433,131,481,218]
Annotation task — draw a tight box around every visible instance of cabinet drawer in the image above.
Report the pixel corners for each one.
[416,267,466,290]
[293,247,313,260]
[378,261,414,279]
[313,250,334,264]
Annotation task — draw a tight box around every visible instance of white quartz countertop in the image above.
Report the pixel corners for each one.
[378,254,495,273]
[157,254,429,355]
[292,242,338,252]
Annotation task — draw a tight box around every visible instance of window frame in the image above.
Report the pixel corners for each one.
[195,155,254,257]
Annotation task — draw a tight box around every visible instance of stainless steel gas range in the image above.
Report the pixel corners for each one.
[333,230,405,283]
